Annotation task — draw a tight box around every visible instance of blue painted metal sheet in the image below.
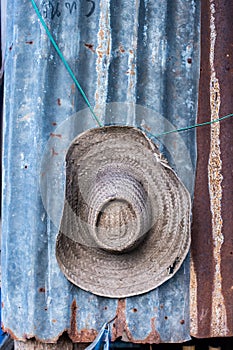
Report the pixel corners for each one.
[2,0,200,344]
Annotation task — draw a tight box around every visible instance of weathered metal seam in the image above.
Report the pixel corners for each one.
[214,0,233,334]
[190,0,214,338]
[126,0,140,126]
[208,0,228,337]
[94,0,111,121]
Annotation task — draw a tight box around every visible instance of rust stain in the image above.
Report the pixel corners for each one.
[25,41,33,44]
[71,84,75,94]
[106,35,111,56]
[68,299,98,343]
[84,43,95,53]
[52,122,57,126]
[2,324,74,344]
[50,133,62,138]
[139,318,160,344]
[96,50,103,59]
[126,69,136,76]
[119,44,125,53]
[57,98,61,106]
[51,148,59,156]
[98,28,105,41]
[112,299,126,341]
[2,324,18,341]
[52,320,57,323]
[69,299,78,339]
[38,287,46,293]
[112,299,160,344]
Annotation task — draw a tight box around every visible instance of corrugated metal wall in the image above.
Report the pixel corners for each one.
[2,0,200,345]
[191,0,233,338]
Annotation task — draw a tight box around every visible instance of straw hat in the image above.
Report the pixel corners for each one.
[56,126,191,298]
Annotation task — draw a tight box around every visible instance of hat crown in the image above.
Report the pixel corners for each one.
[87,168,152,253]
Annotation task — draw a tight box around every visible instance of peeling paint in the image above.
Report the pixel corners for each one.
[208,0,228,336]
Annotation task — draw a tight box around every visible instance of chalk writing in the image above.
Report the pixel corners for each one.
[85,0,95,17]
[65,1,77,14]
[43,1,61,20]
[42,0,95,20]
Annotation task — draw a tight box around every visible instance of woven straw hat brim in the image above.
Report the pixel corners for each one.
[56,126,191,298]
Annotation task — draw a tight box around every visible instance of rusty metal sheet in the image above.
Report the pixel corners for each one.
[2,0,200,344]
[191,0,233,338]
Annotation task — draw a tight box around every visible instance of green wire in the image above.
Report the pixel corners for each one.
[142,113,233,139]
[30,0,103,128]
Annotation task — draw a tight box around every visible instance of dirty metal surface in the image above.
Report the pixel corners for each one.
[15,339,73,350]
[191,0,233,338]
[2,0,200,344]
